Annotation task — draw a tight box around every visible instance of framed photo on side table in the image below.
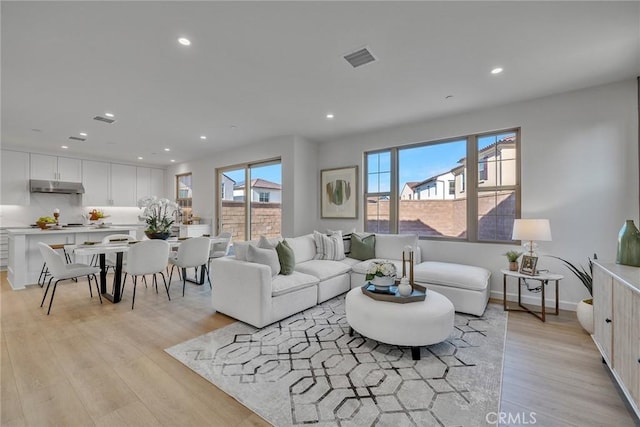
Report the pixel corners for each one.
[321,166,358,219]
[520,255,538,275]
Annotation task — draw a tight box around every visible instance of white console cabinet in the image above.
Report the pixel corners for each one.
[592,262,640,418]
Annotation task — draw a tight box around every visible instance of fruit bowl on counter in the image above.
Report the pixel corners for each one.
[36,216,56,229]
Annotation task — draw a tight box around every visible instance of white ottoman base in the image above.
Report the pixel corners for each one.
[345,287,455,360]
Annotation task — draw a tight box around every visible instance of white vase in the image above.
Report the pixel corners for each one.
[576,298,594,334]
[371,275,395,287]
[398,278,412,296]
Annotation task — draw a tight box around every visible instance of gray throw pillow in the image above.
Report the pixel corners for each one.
[247,244,281,277]
[350,233,375,260]
[275,240,295,275]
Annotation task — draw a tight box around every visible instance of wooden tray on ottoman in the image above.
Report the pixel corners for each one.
[361,282,427,303]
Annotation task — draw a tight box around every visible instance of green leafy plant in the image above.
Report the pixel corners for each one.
[549,255,595,297]
[504,250,523,262]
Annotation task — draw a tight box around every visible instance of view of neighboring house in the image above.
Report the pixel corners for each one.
[220,173,235,201]
[402,136,516,200]
[232,178,282,203]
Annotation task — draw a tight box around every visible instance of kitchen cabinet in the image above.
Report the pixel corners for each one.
[592,262,640,418]
[82,161,137,206]
[179,224,211,238]
[136,167,165,200]
[82,160,111,206]
[110,164,137,206]
[1,150,30,205]
[30,153,82,182]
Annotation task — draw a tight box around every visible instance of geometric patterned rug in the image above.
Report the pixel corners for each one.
[166,295,507,427]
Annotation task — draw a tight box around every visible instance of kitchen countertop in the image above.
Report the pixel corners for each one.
[6,225,139,235]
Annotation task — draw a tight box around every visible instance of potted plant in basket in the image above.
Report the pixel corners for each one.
[549,254,596,334]
[138,196,180,240]
[504,250,523,271]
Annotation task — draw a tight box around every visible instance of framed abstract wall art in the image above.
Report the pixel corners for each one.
[321,166,358,219]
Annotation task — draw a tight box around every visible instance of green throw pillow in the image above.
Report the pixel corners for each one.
[350,234,375,260]
[276,240,296,275]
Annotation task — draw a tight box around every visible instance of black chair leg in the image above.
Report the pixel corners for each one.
[47,280,60,315]
[143,275,148,288]
[159,272,170,301]
[88,275,93,297]
[40,277,53,307]
[93,275,102,304]
[168,264,176,290]
[204,265,212,289]
[131,276,138,310]
[182,273,187,297]
[38,262,48,287]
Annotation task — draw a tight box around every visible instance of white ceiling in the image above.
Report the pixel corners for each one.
[2,1,639,167]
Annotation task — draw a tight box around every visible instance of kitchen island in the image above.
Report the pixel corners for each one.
[6,226,138,289]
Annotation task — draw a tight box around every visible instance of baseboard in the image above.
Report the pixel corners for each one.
[490,289,577,311]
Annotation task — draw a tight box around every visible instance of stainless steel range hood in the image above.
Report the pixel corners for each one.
[30,179,85,194]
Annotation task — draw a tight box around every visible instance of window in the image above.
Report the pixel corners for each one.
[176,173,192,218]
[364,128,520,243]
[259,192,270,202]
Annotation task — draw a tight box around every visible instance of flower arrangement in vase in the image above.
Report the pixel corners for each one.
[365,260,397,287]
[138,196,180,239]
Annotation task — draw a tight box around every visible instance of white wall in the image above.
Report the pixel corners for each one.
[165,135,318,237]
[316,79,639,309]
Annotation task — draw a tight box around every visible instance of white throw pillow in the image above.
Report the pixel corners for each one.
[313,230,346,261]
[258,235,275,249]
[234,241,254,261]
[246,244,281,277]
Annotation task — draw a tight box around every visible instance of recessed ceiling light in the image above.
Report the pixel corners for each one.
[105,112,115,118]
[491,67,503,75]
[170,159,176,163]
[200,135,207,140]
[326,113,334,119]
[178,38,191,46]
[79,132,87,137]
[137,156,143,160]
[230,125,238,129]
[61,145,68,149]
[164,148,170,152]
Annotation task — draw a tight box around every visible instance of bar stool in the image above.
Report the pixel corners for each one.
[38,244,73,287]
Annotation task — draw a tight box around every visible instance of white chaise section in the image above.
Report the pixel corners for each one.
[412,261,491,316]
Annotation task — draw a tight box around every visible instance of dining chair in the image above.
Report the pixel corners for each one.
[101,233,136,273]
[168,236,211,296]
[208,232,232,272]
[121,239,170,309]
[37,243,74,287]
[38,242,102,315]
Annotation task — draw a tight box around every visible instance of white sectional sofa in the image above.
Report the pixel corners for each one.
[211,233,491,328]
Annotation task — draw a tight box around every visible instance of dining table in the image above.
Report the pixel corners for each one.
[73,237,227,303]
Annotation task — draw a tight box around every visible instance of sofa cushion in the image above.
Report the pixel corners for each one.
[350,233,375,260]
[351,259,404,277]
[286,234,317,263]
[247,244,280,277]
[271,271,319,297]
[295,259,352,281]
[375,234,418,262]
[313,231,345,261]
[275,240,295,275]
[234,237,281,261]
[339,257,362,267]
[413,261,491,291]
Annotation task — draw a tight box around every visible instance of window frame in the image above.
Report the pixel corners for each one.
[363,128,521,243]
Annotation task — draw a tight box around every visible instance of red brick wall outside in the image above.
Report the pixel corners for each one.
[367,191,514,239]
[221,201,281,242]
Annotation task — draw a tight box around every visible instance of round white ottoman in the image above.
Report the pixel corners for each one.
[345,287,455,360]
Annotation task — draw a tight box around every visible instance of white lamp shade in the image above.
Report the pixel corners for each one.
[512,219,552,241]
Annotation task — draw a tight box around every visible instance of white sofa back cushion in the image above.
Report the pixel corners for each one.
[375,234,418,262]
[286,234,317,263]
[234,237,282,261]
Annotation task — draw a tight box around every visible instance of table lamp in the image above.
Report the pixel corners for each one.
[512,219,552,256]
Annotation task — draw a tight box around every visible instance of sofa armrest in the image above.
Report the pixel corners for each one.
[210,256,273,327]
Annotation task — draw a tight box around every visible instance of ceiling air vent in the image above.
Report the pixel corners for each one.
[93,115,116,124]
[68,136,86,142]
[344,47,376,68]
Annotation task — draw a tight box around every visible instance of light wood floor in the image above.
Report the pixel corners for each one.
[1,272,636,426]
